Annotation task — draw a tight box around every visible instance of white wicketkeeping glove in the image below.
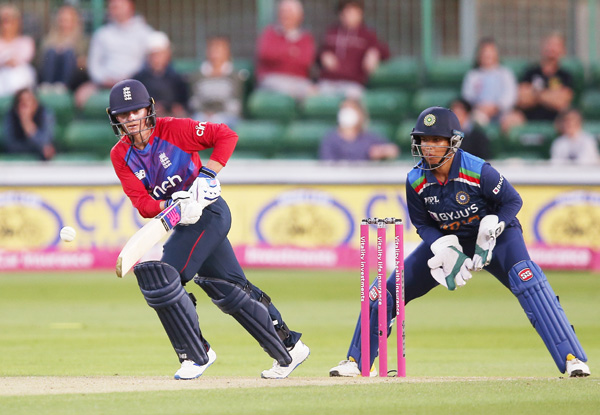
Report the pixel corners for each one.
[427,235,474,291]
[189,176,221,208]
[471,215,505,271]
[170,191,203,225]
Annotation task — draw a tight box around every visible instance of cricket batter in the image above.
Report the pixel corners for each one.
[108,79,309,379]
[330,106,590,377]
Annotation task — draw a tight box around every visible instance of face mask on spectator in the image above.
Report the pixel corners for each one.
[338,107,360,128]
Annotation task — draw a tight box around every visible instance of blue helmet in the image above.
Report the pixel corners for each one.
[106,79,156,141]
[410,106,464,170]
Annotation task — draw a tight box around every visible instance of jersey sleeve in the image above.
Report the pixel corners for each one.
[405,176,444,246]
[480,163,523,225]
[110,145,163,218]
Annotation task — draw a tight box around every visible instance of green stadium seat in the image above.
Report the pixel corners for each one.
[276,120,334,159]
[411,88,459,116]
[394,119,417,157]
[505,121,556,159]
[233,120,286,158]
[588,60,600,86]
[52,153,104,162]
[81,89,111,119]
[38,91,75,131]
[561,57,585,103]
[61,120,116,157]
[172,58,201,76]
[425,58,471,88]
[0,95,12,117]
[368,120,394,141]
[368,57,420,89]
[580,90,600,119]
[300,94,343,121]
[246,90,297,122]
[364,89,411,121]
[503,58,530,80]
[583,120,600,140]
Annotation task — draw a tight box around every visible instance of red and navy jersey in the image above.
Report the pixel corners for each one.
[110,117,237,218]
[406,150,522,245]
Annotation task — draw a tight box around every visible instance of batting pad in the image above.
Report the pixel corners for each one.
[134,261,209,365]
[508,260,587,373]
[194,276,292,366]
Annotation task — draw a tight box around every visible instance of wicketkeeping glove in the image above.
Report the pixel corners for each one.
[471,215,505,271]
[168,191,203,225]
[427,235,473,291]
[189,166,221,208]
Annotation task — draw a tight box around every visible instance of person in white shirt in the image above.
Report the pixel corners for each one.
[550,108,599,164]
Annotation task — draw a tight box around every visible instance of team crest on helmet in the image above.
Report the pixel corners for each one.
[123,86,132,101]
[424,114,436,127]
[456,191,470,205]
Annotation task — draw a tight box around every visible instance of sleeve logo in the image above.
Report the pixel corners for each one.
[195,122,207,137]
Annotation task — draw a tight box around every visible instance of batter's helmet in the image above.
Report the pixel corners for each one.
[106,79,156,141]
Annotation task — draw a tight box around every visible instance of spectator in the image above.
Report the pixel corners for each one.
[319,97,398,161]
[502,33,574,132]
[317,0,389,98]
[461,38,517,126]
[188,35,244,127]
[2,88,55,160]
[38,4,89,92]
[450,98,492,160]
[550,108,599,164]
[0,4,36,98]
[74,0,154,108]
[255,0,316,101]
[133,31,188,118]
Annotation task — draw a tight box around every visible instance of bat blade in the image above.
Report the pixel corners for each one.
[116,201,182,278]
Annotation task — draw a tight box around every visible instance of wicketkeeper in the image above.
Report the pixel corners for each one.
[330,106,590,377]
[108,79,309,379]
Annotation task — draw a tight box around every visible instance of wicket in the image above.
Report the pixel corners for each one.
[360,217,406,377]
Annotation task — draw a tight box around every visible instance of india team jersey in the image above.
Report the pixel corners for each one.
[111,117,237,218]
[406,150,523,245]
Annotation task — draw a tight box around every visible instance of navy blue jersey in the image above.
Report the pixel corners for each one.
[406,149,522,245]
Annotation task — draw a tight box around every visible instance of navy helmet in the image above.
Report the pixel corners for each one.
[106,79,156,141]
[410,106,464,170]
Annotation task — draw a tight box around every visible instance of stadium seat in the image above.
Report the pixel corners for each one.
[588,60,600,86]
[368,57,420,90]
[300,94,343,121]
[246,90,297,122]
[38,91,75,132]
[561,57,585,104]
[583,120,600,140]
[61,120,115,157]
[276,120,334,159]
[364,90,411,121]
[172,58,201,76]
[81,89,111,119]
[368,120,394,141]
[503,57,530,80]
[425,58,471,88]
[394,119,417,159]
[579,90,600,119]
[411,88,459,116]
[505,121,556,159]
[233,120,286,158]
[0,95,12,118]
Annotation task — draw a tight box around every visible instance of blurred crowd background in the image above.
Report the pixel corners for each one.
[2,0,600,164]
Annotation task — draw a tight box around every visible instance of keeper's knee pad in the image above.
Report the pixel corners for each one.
[134,261,208,364]
[508,260,586,373]
[194,276,292,365]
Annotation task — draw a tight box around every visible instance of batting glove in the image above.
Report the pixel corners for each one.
[427,235,473,291]
[190,166,221,208]
[168,191,203,225]
[471,215,505,271]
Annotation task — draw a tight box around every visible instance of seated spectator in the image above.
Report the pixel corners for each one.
[0,4,36,98]
[2,88,56,160]
[317,0,389,98]
[550,108,599,164]
[255,0,316,101]
[74,0,154,108]
[38,4,89,92]
[319,98,398,161]
[461,38,517,126]
[502,33,574,132]
[188,35,244,127]
[133,31,188,118]
[450,98,492,160]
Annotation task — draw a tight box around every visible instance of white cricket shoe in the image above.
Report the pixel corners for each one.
[566,353,590,377]
[174,348,217,380]
[261,340,310,379]
[329,360,377,377]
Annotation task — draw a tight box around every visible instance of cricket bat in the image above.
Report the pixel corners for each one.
[115,201,182,278]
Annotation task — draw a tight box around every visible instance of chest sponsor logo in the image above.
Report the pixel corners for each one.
[152,175,183,198]
[492,176,504,195]
[429,203,479,221]
[134,169,146,180]
[424,196,439,205]
[195,122,207,137]
[456,191,470,205]
[518,268,534,281]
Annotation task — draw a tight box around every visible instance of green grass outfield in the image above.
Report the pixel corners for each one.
[1,269,599,414]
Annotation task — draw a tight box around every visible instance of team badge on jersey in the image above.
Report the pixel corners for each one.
[424,114,436,126]
[456,191,470,205]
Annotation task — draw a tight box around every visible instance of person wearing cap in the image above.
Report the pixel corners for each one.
[329,106,590,378]
[108,79,310,380]
[133,31,189,117]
